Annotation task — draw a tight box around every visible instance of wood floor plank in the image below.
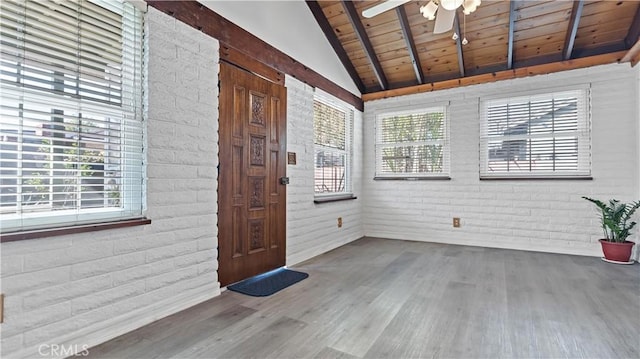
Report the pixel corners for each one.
[218,316,307,358]
[313,346,360,359]
[139,305,258,359]
[86,295,252,358]
[88,237,640,359]
[328,278,415,357]
[171,304,287,358]
[264,285,384,359]
[454,248,511,358]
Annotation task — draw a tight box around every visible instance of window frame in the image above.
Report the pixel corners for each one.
[374,104,450,179]
[312,90,354,199]
[479,85,591,180]
[0,0,146,235]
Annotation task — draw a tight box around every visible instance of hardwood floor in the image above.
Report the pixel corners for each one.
[87,237,640,359]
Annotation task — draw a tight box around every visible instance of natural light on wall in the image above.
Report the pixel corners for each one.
[0,0,145,232]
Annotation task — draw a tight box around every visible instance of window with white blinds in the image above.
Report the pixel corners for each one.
[480,88,590,178]
[0,0,145,232]
[313,95,353,195]
[375,106,449,178]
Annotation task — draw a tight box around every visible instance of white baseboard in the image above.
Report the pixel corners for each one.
[364,231,602,257]
[13,283,221,359]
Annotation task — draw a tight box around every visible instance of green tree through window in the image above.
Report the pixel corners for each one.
[376,107,448,177]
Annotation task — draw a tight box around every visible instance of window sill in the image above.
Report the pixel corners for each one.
[0,217,152,243]
[480,176,593,181]
[314,194,358,204]
[374,176,451,181]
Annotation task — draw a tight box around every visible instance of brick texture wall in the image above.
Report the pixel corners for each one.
[2,8,637,359]
[0,8,220,358]
[285,76,365,265]
[363,63,639,257]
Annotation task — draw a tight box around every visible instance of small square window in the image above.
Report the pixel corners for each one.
[375,106,450,178]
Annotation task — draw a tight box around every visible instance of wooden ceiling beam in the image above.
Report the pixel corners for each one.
[220,44,284,85]
[396,5,425,85]
[625,5,640,48]
[454,13,465,78]
[572,42,627,58]
[507,0,517,69]
[342,1,388,90]
[362,51,626,101]
[145,1,363,111]
[306,1,366,93]
[515,53,564,69]
[563,0,584,60]
[622,39,640,66]
[467,64,509,77]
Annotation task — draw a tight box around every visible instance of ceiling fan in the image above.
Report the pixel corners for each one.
[362,0,482,35]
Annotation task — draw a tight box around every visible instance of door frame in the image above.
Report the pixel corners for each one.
[217,56,287,287]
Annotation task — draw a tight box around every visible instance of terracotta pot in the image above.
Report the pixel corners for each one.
[599,239,635,263]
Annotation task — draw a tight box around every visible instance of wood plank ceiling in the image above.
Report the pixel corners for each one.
[308,0,640,96]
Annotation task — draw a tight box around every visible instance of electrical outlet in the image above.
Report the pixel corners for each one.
[337,217,343,228]
[453,217,461,228]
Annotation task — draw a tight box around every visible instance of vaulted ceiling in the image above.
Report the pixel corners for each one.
[307,0,640,97]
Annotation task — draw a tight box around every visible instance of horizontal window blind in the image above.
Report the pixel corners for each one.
[314,98,352,195]
[480,89,590,178]
[375,107,449,177]
[0,0,144,232]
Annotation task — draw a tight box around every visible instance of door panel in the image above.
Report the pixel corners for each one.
[219,62,287,287]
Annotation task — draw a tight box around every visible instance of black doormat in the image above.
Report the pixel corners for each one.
[228,268,309,297]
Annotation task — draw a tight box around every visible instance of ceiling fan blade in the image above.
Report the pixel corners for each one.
[433,8,456,34]
[362,0,411,18]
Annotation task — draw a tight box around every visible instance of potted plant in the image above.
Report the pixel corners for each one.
[582,196,640,263]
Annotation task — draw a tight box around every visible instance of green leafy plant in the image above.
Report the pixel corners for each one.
[582,197,640,243]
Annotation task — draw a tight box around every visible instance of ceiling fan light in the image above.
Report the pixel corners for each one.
[462,0,482,9]
[440,0,463,11]
[420,1,438,20]
[463,5,476,15]
[463,0,478,14]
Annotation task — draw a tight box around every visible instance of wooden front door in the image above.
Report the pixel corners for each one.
[218,62,287,287]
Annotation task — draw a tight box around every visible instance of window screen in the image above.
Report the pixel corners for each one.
[0,0,145,232]
[480,88,590,178]
[375,107,449,177]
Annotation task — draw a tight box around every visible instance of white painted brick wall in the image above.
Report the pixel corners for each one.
[0,8,220,358]
[2,6,636,358]
[363,63,639,257]
[285,76,364,265]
